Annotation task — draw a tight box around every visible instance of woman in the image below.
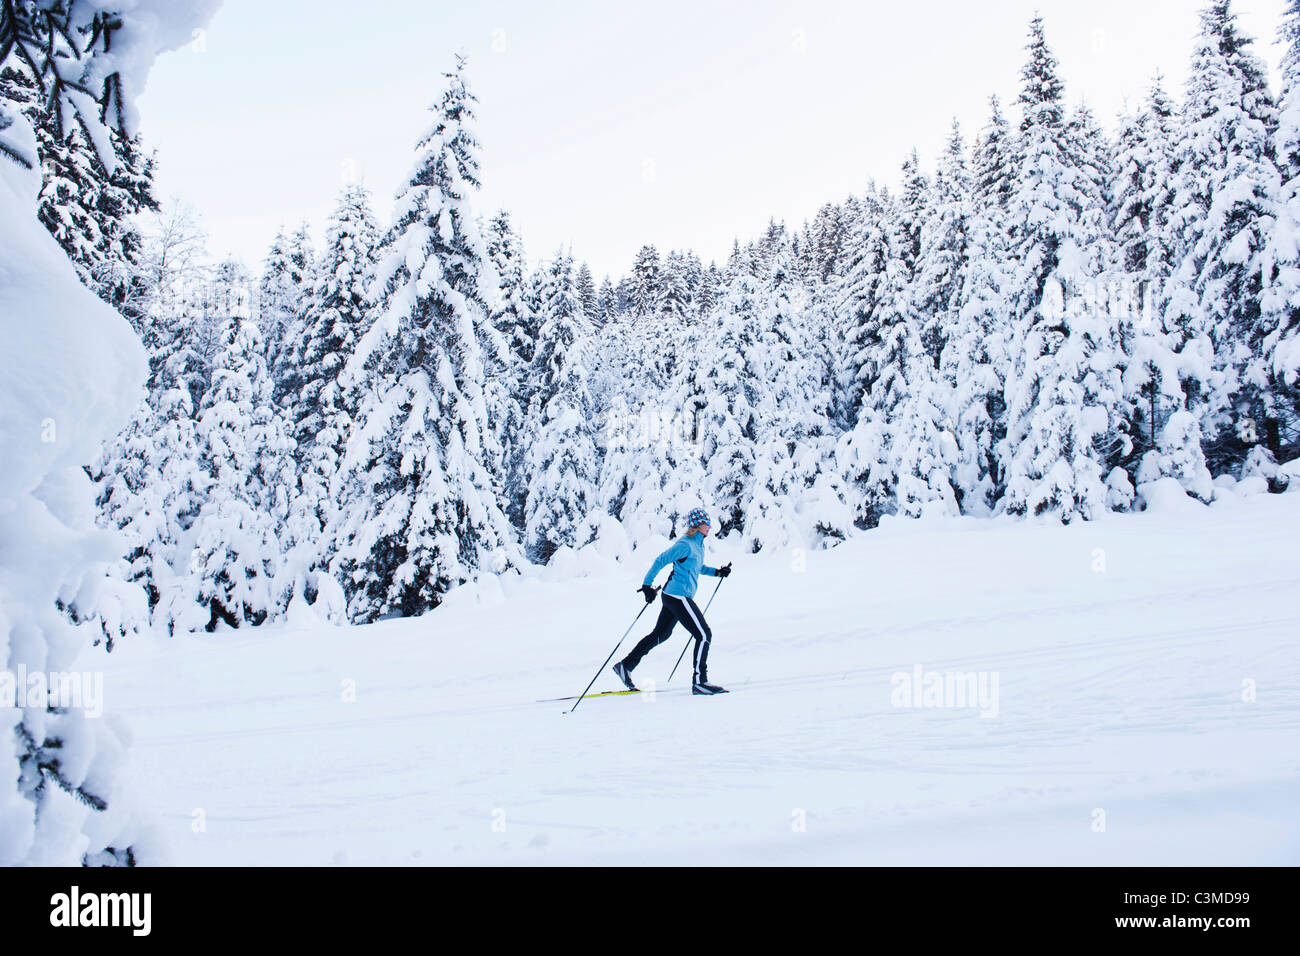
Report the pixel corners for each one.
[613,508,732,695]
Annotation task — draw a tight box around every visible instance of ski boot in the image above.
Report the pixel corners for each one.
[613,661,637,691]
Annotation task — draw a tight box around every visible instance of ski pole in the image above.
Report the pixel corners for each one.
[567,600,654,715]
[666,577,725,685]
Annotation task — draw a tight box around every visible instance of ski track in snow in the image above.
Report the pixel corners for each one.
[99,492,1300,865]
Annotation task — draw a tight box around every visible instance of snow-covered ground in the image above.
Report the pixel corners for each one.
[98,484,1300,865]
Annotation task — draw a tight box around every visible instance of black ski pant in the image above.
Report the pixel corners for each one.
[621,592,712,684]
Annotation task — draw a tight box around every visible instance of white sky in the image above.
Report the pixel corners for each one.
[137,0,1288,281]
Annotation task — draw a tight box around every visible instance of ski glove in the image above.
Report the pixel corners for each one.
[716,563,732,579]
[639,585,659,604]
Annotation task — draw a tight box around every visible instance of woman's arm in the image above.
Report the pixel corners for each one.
[643,539,688,587]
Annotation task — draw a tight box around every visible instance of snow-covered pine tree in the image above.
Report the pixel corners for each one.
[96,245,268,636]
[661,250,692,320]
[835,182,892,430]
[281,222,317,388]
[838,154,935,525]
[915,122,973,366]
[594,418,699,551]
[1165,0,1282,475]
[0,64,31,134]
[757,218,788,273]
[288,221,317,293]
[748,242,845,547]
[973,95,1015,215]
[10,71,105,291]
[614,275,634,315]
[687,267,764,537]
[190,316,293,629]
[1109,79,1214,500]
[277,184,380,610]
[597,276,618,325]
[1262,0,1300,461]
[483,209,536,531]
[523,383,601,563]
[333,58,516,621]
[524,252,585,404]
[649,250,694,384]
[522,252,600,562]
[92,248,218,640]
[91,203,217,632]
[891,127,977,518]
[259,223,315,399]
[575,261,598,319]
[4,57,163,327]
[630,244,664,318]
[684,251,707,305]
[808,202,848,282]
[148,255,252,420]
[95,129,159,327]
[797,280,856,543]
[1110,79,1179,280]
[1067,102,1114,222]
[259,226,293,351]
[485,211,537,366]
[10,58,168,635]
[625,243,687,389]
[998,16,1127,522]
[1067,99,1134,504]
[288,185,379,458]
[94,383,209,636]
[943,98,1017,514]
[792,220,817,285]
[185,256,252,393]
[697,262,722,314]
[1,0,219,866]
[594,298,704,551]
[679,250,702,307]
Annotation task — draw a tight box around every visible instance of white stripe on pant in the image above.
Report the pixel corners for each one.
[666,593,711,683]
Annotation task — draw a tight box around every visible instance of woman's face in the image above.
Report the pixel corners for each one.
[692,523,712,537]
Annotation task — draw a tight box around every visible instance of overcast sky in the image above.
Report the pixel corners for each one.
[137,0,1288,281]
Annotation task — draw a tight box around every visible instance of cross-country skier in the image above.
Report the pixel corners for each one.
[613,508,732,695]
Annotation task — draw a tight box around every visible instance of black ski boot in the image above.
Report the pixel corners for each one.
[692,681,728,695]
[613,661,637,691]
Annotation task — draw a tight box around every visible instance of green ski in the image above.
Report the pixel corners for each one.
[539,688,642,704]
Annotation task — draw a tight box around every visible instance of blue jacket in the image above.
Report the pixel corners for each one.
[643,533,717,599]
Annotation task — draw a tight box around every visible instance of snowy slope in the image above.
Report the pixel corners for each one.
[97,486,1300,865]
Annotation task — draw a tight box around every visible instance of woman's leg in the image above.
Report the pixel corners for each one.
[655,594,711,684]
[683,597,713,684]
[619,597,678,673]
